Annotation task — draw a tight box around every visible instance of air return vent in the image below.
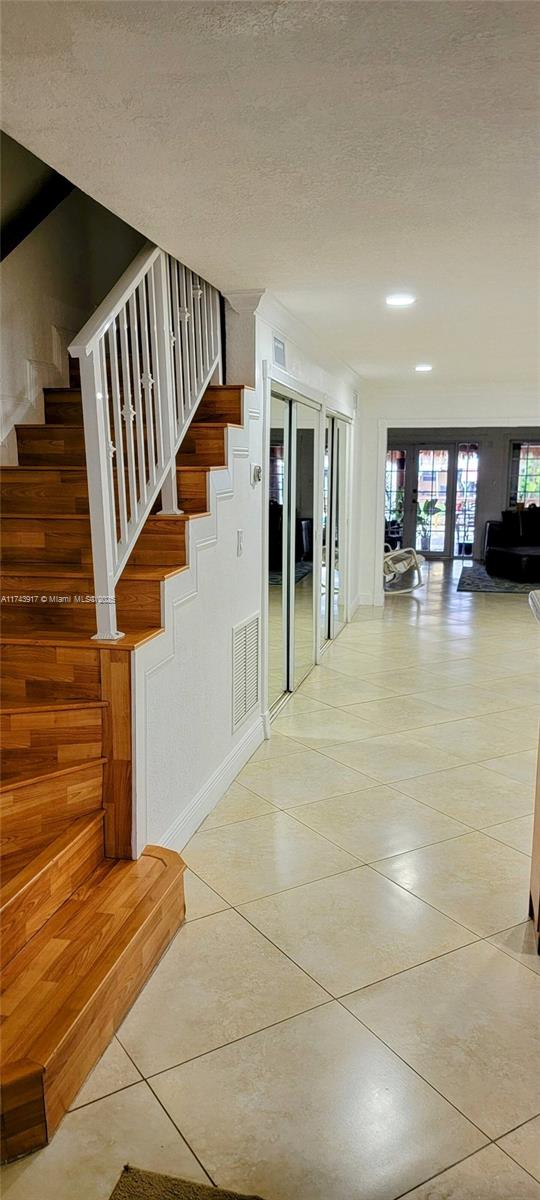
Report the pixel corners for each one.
[232,614,260,731]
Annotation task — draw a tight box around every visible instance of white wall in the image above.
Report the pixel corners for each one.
[134,394,264,853]
[1,189,144,462]
[135,290,362,854]
[355,381,540,605]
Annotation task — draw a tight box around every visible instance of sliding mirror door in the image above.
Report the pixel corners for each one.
[292,402,317,689]
[331,419,348,636]
[268,395,289,708]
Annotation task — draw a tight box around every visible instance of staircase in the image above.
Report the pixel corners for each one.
[0,344,246,1159]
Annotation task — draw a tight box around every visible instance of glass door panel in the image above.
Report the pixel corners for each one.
[292,402,317,689]
[385,450,406,549]
[415,448,449,554]
[268,395,289,708]
[454,443,479,557]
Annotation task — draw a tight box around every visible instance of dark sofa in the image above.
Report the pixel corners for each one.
[484,508,540,582]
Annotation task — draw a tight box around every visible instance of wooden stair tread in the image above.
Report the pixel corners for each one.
[0,755,107,792]
[1,812,106,967]
[0,700,107,715]
[0,627,163,650]
[1,812,103,906]
[0,756,107,794]
[1,846,185,1158]
[0,563,189,581]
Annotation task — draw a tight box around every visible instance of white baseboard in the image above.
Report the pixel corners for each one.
[160,714,265,853]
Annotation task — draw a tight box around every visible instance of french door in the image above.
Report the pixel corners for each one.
[387,441,480,559]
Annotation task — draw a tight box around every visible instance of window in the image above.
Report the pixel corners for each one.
[509,442,540,508]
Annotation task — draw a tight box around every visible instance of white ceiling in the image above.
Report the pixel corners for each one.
[1,1,539,388]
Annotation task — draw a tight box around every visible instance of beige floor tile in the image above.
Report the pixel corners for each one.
[394,763,534,827]
[341,695,457,733]
[345,941,540,1139]
[249,732,307,762]
[373,831,531,936]
[239,867,475,995]
[202,782,276,829]
[272,706,379,748]
[486,673,540,707]
[413,714,534,763]
[184,811,359,904]
[417,683,519,718]
[150,1003,485,1200]
[237,748,376,808]
[69,1038,141,1109]
[288,785,469,861]
[482,749,538,786]
[490,705,540,740]
[498,1116,540,1183]
[488,922,540,976]
[118,909,327,1075]
[302,662,395,699]
[321,732,464,782]
[403,1144,540,1199]
[1,1083,208,1200]
[484,814,534,854]
[318,647,396,684]
[278,693,332,715]
[183,868,228,921]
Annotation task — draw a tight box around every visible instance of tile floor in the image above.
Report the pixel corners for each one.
[3,564,540,1200]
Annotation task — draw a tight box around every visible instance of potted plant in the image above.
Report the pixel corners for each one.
[416,498,444,552]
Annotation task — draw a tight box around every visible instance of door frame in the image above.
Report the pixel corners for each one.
[261,361,353,721]
[372,415,537,607]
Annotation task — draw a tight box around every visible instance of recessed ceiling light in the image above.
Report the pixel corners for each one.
[415,363,433,372]
[386,292,416,307]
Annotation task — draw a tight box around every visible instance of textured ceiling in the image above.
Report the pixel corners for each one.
[1,1,538,386]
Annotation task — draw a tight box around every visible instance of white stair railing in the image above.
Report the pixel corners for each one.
[69,243,222,640]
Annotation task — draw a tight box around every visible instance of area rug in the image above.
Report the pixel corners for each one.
[109,1165,265,1200]
[457,563,535,594]
[269,562,312,586]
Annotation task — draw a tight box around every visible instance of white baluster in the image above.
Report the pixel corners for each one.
[178,264,192,412]
[154,252,180,515]
[107,322,128,545]
[138,278,157,489]
[128,292,148,507]
[79,348,124,640]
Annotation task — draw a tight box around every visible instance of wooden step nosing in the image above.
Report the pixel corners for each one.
[0,757,106,795]
[0,700,107,716]
[0,628,163,650]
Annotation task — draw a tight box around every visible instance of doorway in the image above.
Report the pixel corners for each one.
[385,440,480,560]
[321,416,349,646]
[267,393,317,709]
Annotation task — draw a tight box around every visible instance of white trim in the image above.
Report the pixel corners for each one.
[161,714,265,852]
[260,361,272,729]
[132,386,260,856]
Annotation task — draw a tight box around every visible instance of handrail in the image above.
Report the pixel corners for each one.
[70,242,160,356]
[69,244,222,639]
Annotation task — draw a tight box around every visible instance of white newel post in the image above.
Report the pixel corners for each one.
[79,349,124,640]
[154,252,181,515]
